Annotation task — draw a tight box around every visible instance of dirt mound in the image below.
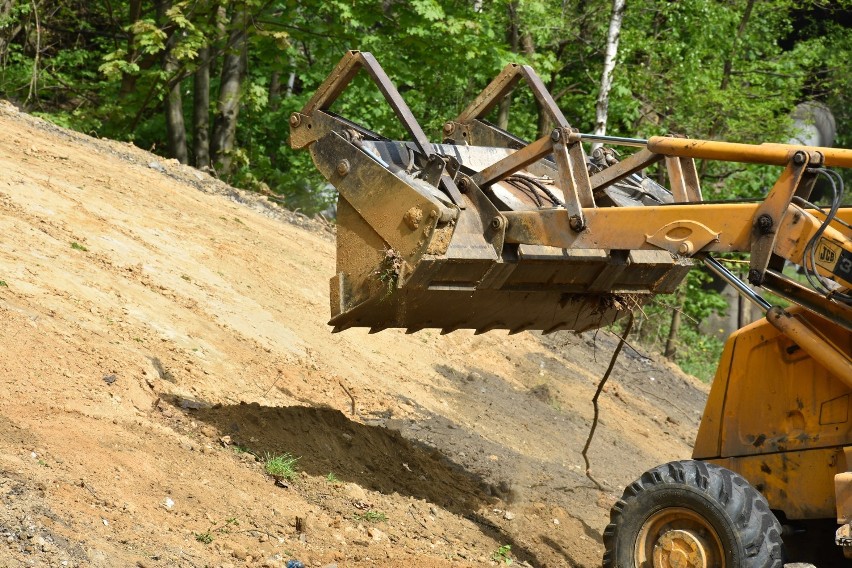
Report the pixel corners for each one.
[0,102,708,567]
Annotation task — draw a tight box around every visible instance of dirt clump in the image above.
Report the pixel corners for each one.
[0,102,708,567]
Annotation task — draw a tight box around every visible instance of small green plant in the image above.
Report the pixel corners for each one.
[194,531,213,544]
[492,544,513,565]
[70,242,88,251]
[326,472,340,483]
[264,452,299,481]
[375,247,403,297]
[0,280,7,287]
[354,510,387,523]
[181,274,191,282]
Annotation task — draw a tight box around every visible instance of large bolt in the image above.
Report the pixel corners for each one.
[289,113,302,128]
[756,214,773,234]
[443,122,456,136]
[748,269,763,285]
[793,151,807,165]
[457,178,469,193]
[569,215,585,232]
[551,129,562,142]
[490,216,505,230]
[337,159,351,176]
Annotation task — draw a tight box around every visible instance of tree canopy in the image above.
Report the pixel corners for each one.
[0,0,849,378]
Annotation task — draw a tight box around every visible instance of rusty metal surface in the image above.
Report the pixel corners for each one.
[504,203,758,253]
[665,156,702,203]
[763,270,852,331]
[766,306,852,388]
[456,64,570,129]
[294,51,851,338]
[748,157,812,284]
[711,449,842,520]
[298,50,432,155]
[589,148,663,193]
[696,308,852,459]
[470,133,555,188]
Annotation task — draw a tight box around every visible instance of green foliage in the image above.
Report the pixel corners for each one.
[325,472,340,483]
[264,452,299,481]
[0,0,849,377]
[354,510,387,523]
[70,242,87,252]
[492,544,513,565]
[194,531,213,544]
[632,270,728,382]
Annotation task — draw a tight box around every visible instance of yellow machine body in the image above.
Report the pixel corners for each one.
[295,52,852,562]
[694,307,852,520]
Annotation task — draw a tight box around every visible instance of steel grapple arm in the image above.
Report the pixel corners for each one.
[290,51,852,338]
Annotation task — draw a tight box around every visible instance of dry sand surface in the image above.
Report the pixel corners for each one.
[0,103,708,567]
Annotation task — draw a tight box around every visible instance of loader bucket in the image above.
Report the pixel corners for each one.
[291,51,692,334]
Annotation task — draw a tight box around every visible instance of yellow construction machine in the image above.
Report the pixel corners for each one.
[291,51,852,568]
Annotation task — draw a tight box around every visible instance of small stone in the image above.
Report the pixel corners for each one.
[553,518,560,525]
[344,483,367,501]
[503,511,515,521]
[367,527,384,542]
[103,374,117,385]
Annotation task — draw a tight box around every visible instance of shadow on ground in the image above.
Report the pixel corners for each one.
[177,400,545,566]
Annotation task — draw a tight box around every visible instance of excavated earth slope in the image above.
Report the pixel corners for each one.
[0,103,708,568]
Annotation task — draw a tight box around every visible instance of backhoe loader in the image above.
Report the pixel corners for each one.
[290,51,852,568]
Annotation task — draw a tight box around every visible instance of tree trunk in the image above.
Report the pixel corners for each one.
[210,7,247,175]
[592,0,626,150]
[164,52,188,163]
[497,2,520,130]
[159,0,187,164]
[268,70,281,112]
[664,304,681,359]
[119,0,143,97]
[193,44,211,170]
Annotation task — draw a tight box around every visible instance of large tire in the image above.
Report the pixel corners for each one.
[603,460,783,568]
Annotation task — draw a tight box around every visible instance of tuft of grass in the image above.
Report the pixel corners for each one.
[70,242,88,251]
[326,472,340,484]
[264,452,299,481]
[354,510,387,523]
[0,280,7,287]
[492,544,513,565]
[181,274,191,282]
[194,531,213,544]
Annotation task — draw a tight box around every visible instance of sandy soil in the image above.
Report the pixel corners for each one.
[0,102,709,568]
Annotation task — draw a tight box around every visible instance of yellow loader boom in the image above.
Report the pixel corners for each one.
[293,52,852,567]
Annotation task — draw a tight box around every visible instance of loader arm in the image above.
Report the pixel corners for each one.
[290,51,852,339]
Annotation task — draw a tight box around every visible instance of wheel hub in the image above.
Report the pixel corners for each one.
[653,529,709,568]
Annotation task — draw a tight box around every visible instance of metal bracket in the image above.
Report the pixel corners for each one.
[748,152,811,284]
[647,221,720,256]
[294,50,432,156]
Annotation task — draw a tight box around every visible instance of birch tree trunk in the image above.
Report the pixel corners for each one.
[210,6,247,175]
[592,0,626,150]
